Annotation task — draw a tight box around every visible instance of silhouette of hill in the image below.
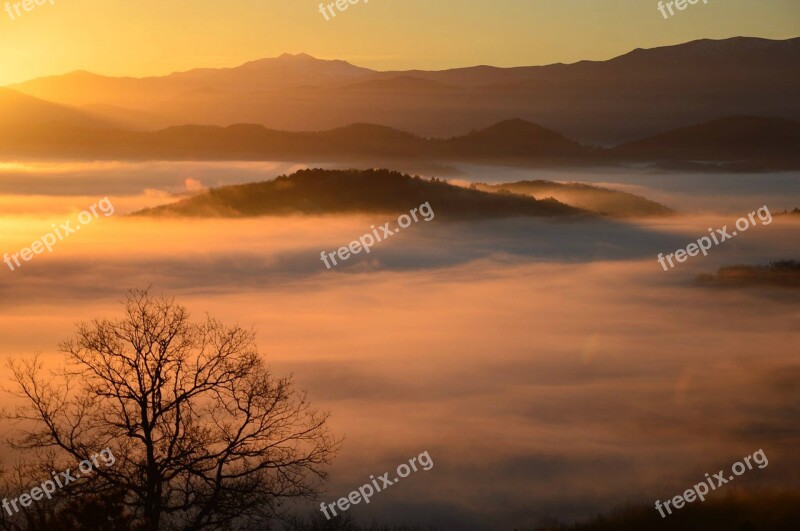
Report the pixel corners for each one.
[0,119,595,162]
[7,37,798,143]
[0,112,800,170]
[0,87,109,132]
[475,180,674,217]
[2,115,798,171]
[613,116,800,170]
[437,119,590,161]
[286,490,800,530]
[143,123,432,159]
[9,54,372,110]
[313,123,431,157]
[697,260,800,289]
[532,492,800,531]
[133,169,585,219]
[168,53,372,88]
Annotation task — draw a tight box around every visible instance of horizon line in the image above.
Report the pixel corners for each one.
[4,34,797,87]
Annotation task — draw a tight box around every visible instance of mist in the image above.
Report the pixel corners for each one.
[1,187,797,529]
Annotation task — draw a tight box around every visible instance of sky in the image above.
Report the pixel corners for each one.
[0,0,798,85]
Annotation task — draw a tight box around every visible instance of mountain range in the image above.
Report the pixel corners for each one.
[1,114,797,171]
[3,36,799,145]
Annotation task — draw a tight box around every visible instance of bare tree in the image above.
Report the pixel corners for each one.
[3,289,337,530]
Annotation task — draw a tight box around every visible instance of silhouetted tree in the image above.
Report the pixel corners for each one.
[51,486,133,531]
[3,289,337,530]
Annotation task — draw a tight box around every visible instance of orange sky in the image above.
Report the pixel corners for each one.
[0,0,798,85]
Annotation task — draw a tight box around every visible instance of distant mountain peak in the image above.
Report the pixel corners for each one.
[231,53,373,77]
[469,119,572,141]
[277,52,317,61]
[484,118,546,131]
[613,35,800,63]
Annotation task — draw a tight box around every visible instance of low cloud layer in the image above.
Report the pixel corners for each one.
[0,200,797,529]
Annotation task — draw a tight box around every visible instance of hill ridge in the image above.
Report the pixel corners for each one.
[133,168,586,219]
[6,36,798,143]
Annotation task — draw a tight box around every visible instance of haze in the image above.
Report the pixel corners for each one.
[0,0,797,84]
[1,164,798,529]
